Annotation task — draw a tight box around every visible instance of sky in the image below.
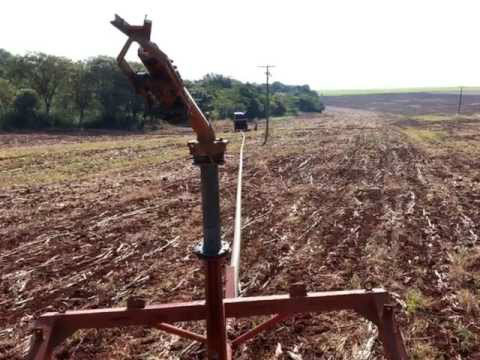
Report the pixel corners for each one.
[1,0,479,90]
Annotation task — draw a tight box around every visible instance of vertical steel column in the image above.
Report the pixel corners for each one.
[199,164,223,256]
[196,163,229,360]
[205,257,229,360]
[378,305,409,360]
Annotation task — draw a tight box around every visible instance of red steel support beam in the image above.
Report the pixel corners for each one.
[224,289,388,319]
[31,289,388,330]
[33,301,206,330]
[154,323,207,344]
[28,289,407,359]
[204,257,229,360]
[378,305,409,360]
[231,313,291,349]
[225,265,236,299]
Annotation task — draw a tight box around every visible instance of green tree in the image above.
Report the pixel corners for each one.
[68,61,95,127]
[14,89,38,113]
[271,94,287,116]
[12,53,70,115]
[88,56,143,129]
[88,56,123,123]
[0,78,15,114]
[9,88,40,128]
[296,93,325,112]
[0,49,13,78]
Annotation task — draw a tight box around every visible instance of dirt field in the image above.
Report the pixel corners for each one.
[1,108,480,359]
[324,92,480,115]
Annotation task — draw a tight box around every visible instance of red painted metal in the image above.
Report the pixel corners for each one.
[111,14,216,146]
[378,305,409,360]
[154,323,207,344]
[225,289,388,318]
[224,265,236,299]
[231,313,291,349]
[205,257,229,360]
[27,289,407,359]
[33,301,206,328]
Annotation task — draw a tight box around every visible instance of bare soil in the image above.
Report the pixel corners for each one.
[1,108,479,359]
[324,92,480,115]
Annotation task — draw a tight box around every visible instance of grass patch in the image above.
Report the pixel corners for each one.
[411,113,480,123]
[456,289,480,317]
[401,128,447,143]
[405,289,432,315]
[0,135,188,187]
[448,248,480,287]
[412,342,440,360]
[411,114,453,122]
[456,327,478,353]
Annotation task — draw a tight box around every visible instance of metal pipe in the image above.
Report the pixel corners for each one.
[199,164,222,256]
[184,88,216,144]
[134,38,216,144]
[230,133,246,297]
[197,163,229,359]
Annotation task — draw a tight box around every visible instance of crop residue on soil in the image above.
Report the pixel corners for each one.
[1,108,479,359]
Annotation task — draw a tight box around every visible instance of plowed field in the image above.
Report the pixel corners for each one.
[1,108,479,359]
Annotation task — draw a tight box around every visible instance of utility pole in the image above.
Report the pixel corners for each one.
[258,65,275,145]
[457,86,463,115]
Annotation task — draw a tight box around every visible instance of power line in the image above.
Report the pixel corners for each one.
[258,65,275,145]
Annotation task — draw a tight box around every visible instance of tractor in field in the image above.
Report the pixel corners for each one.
[233,111,248,131]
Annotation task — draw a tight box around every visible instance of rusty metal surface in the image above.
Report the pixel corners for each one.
[188,139,228,164]
[111,14,152,40]
[28,288,408,359]
[111,14,216,146]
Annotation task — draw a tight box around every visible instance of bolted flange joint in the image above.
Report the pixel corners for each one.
[188,139,228,165]
[194,240,230,259]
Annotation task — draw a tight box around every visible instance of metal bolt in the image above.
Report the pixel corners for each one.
[32,328,43,341]
[289,283,307,297]
[363,280,374,291]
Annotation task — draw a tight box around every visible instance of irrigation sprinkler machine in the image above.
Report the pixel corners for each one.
[27,16,409,360]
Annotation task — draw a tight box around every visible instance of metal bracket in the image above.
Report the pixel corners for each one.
[188,139,228,165]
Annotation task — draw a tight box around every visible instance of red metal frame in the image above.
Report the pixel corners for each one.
[28,287,408,359]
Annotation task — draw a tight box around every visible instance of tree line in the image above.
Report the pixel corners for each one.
[0,49,324,131]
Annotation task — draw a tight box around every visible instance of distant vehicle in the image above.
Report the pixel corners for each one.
[233,112,248,132]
